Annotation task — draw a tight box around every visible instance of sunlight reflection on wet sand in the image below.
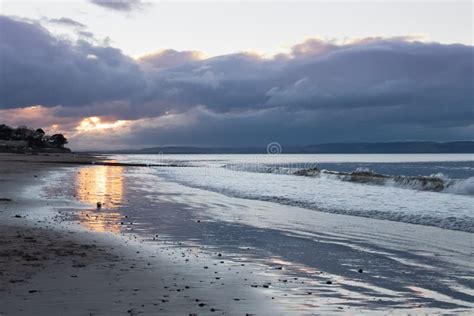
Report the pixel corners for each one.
[74,165,124,233]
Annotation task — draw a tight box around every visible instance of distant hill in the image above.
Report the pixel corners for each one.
[96,141,474,154]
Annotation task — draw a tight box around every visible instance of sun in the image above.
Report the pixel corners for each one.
[76,116,127,132]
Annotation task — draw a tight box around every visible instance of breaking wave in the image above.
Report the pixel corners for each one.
[224,164,474,196]
[435,173,474,196]
[294,168,474,196]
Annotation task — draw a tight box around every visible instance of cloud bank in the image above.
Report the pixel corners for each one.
[0,15,473,149]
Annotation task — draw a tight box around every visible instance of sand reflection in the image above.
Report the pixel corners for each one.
[75,166,124,233]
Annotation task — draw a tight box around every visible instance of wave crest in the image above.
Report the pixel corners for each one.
[294,168,472,195]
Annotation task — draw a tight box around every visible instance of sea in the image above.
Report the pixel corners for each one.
[43,153,474,311]
[112,153,474,232]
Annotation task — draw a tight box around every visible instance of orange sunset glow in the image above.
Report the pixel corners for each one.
[76,116,128,132]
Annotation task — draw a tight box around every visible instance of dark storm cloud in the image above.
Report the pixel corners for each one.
[0,16,147,109]
[94,106,472,149]
[142,40,473,130]
[89,0,145,12]
[1,15,473,146]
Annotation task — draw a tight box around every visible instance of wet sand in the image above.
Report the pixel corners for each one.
[0,154,282,315]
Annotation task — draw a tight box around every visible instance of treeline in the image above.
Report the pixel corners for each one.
[0,124,69,151]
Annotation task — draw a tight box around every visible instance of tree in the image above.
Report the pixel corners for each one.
[48,134,68,148]
[34,128,45,137]
[12,126,33,141]
[0,124,13,140]
[30,128,46,147]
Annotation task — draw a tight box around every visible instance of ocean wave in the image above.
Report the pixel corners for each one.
[222,163,473,195]
[157,165,474,233]
[258,196,474,233]
[159,170,474,233]
[434,173,474,196]
[291,168,473,196]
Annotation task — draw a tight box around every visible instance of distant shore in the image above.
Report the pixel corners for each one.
[92,141,474,155]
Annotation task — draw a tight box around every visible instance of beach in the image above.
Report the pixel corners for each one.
[0,153,473,315]
[0,154,284,315]
[2,1,473,314]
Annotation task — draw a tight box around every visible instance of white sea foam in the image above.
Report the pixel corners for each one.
[156,166,474,232]
[236,166,473,196]
[111,154,474,232]
[437,174,474,196]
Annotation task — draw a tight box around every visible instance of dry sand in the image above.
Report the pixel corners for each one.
[0,153,281,315]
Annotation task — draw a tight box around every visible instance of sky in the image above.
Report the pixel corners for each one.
[0,0,473,150]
